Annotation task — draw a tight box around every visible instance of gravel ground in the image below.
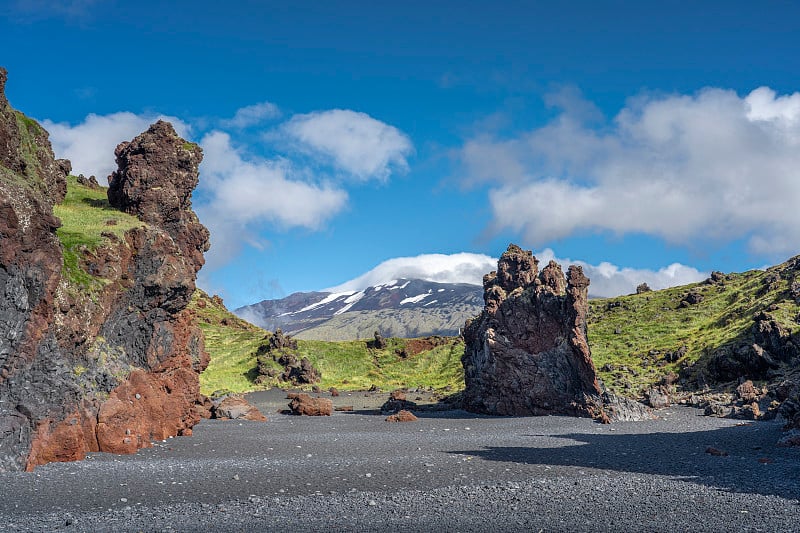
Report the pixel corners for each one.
[1,391,798,532]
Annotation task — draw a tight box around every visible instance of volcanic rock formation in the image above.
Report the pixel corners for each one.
[462,244,648,421]
[0,68,210,471]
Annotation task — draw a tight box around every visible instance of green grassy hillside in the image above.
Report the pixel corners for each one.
[589,260,799,395]
[196,257,799,398]
[57,178,796,398]
[191,290,465,395]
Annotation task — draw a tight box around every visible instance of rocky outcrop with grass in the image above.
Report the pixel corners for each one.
[588,255,800,441]
[0,68,210,471]
[0,66,70,470]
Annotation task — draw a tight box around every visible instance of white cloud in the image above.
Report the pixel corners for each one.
[533,249,707,298]
[220,101,281,128]
[283,109,413,180]
[42,112,191,181]
[197,131,348,268]
[460,86,800,257]
[326,253,498,292]
[326,249,707,298]
[41,110,351,270]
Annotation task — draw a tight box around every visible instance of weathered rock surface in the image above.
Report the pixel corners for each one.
[462,245,599,416]
[287,393,332,416]
[385,409,418,422]
[108,121,209,271]
[0,67,68,471]
[253,330,321,387]
[0,69,210,471]
[211,396,267,422]
[462,244,650,421]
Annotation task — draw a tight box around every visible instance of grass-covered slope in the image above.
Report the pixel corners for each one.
[588,259,800,395]
[53,175,143,290]
[191,290,465,395]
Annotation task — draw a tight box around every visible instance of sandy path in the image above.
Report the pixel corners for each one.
[1,394,798,532]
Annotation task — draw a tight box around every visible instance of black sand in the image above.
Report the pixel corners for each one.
[1,391,798,532]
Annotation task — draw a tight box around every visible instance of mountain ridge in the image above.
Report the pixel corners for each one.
[235,278,483,340]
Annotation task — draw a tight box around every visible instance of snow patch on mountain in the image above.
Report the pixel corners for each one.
[298,291,356,313]
[400,293,432,305]
[327,253,496,292]
[334,291,366,315]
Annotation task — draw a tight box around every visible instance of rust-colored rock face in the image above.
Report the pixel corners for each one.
[0,68,211,471]
[1,68,72,471]
[462,244,602,417]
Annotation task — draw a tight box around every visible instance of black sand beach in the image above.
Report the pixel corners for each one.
[1,390,798,532]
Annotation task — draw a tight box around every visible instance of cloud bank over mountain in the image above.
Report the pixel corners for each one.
[327,253,498,292]
[327,250,707,297]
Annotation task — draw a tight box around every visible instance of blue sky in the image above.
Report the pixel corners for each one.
[3,1,800,308]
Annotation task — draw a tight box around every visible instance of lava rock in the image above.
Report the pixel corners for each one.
[212,396,267,421]
[1,72,211,472]
[385,410,418,422]
[462,244,647,421]
[288,393,332,416]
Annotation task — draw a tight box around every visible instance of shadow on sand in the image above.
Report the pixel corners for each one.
[448,421,800,500]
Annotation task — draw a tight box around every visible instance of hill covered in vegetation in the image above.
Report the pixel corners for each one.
[197,256,800,405]
[589,259,799,396]
[191,290,465,395]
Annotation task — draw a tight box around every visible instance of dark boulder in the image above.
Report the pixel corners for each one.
[636,282,652,294]
[367,330,387,349]
[679,292,704,308]
[381,390,417,414]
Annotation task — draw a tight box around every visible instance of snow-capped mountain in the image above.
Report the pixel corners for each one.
[234,278,483,340]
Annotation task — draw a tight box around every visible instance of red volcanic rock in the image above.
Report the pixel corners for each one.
[385,410,418,422]
[0,69,212,472]
[213,396,267,422]
[390,390,406,401]
[288,393,333,416]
